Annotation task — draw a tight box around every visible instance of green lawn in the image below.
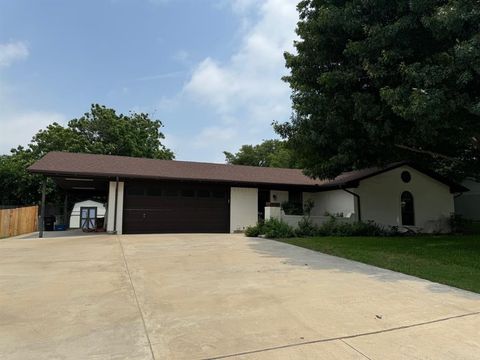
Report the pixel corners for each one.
[276,235,480,293]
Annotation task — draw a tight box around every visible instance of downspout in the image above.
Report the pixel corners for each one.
[454,192,464,199]
[342,188,361,222]
[113,176,119,234]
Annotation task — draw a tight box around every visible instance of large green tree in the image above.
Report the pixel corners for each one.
[29,105,173,159]
[0,104,174,205]
[277,0,480,180]
[224,139,300,168]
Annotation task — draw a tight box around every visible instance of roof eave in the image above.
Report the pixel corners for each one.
[28,168,321,190]
[450,185,469,194]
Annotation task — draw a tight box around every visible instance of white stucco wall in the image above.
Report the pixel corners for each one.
[230,187,258,232]
[265,206,281,220]
[280,214,353,228]
[270,190,288,204]
[106,181,124,234]
[455,179,480,220]
[69,200,106,228]
[303,190,355,217]
[352,166,454,231]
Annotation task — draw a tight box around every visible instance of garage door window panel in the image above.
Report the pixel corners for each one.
[197,190,211,198]
[147,186,162,196]
[212,191,226,199]
[164,189,178,197]
[181,189,195,197]
[128,185,145,196]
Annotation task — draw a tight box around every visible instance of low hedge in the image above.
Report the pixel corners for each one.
[245,218,295,239]
[245,217,397,239]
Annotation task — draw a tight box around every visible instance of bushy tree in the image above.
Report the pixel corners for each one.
[28,105,173,159]
[0,104,174,205]
[277,0,480,180]
[66,105,173,159]
[0,150,42,205]
[224,139,300,168]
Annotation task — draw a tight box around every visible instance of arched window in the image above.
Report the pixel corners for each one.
[401,191,414,226]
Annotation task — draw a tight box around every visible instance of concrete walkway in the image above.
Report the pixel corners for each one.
[0,234,479,359]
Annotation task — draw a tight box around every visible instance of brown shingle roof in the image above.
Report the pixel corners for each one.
[28,152,322,187]
[27,152,468,192]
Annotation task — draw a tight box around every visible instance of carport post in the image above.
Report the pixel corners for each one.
[39,177,46,238]
[113,176,119,234]
[63,192,68,227]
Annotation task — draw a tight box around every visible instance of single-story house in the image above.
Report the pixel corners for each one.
[28,152,468,235]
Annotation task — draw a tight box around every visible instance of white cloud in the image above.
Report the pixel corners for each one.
[186,58,236,113]
[184,0,298,146]
[0,111,66,153]
[192,126,237,149]
[0,41,29,67]
[216,0,258,14]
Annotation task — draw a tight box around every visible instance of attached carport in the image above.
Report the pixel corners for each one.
[34,175,113,237]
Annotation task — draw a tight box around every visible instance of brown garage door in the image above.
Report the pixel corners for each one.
[123,181,230,234]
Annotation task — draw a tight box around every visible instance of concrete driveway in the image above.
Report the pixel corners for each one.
[1,234,479,359]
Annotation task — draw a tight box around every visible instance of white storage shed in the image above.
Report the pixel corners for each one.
[69,200,106,229]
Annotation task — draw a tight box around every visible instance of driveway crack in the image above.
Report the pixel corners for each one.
[203,311,480,359]
[116,236,156,360]
[341,339,373,360]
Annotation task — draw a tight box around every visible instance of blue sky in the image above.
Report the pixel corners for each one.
[0,0,298,162]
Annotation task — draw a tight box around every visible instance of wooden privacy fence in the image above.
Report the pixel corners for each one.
[0,205,38,238]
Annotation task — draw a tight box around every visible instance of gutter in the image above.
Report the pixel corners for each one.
[26,170,321,191]
[342,188,361,222]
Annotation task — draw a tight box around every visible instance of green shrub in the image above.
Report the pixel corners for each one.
[295,217,319,237]
[261,218,295,238]
[244,224,261,237]
[244,219,294,238]
[303,199,315,216]
[245,217,396,238]
[281,201,304,215]
[470,221,480,234]
[344,221,388,236]
[315,217,394,237]
[450,214,473,234]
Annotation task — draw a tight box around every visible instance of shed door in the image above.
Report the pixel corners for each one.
[80,207,97,230]
[123,182,229,234]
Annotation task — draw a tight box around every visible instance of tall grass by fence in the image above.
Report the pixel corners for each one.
[0,205,38,238]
